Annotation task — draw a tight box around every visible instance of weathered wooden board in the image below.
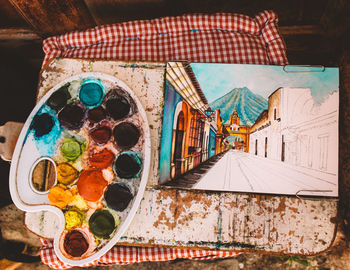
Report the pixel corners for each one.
[8,0,96,37]
[29,57,338,255]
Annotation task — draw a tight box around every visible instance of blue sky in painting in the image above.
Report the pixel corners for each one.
[190,63,339,105]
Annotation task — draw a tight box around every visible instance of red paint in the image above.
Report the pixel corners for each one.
[63,230,88,257]
[77,169,108,202]
[90,126,111,144]
[89,149,115,168]
[88,106,106,123]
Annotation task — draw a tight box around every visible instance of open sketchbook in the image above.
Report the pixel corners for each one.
[159,62,339,197]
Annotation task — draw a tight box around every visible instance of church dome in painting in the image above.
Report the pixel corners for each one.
[229,109,240,126]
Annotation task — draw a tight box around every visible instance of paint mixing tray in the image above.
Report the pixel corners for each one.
[9,72,151,265]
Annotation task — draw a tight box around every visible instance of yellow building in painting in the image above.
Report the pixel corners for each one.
[223,109,250,152]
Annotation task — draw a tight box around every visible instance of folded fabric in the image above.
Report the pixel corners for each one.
[42,10,288,67]
[40,10,288,268]
[40,239,240,269]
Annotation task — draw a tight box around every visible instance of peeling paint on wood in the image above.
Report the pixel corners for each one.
[32,58,338,255]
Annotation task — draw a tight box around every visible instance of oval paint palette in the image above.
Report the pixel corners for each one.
[9,73,151,266]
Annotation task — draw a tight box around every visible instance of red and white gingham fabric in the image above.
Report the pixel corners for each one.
[42,10,288,67]
[40,10,288,269]
[40,239,240,269]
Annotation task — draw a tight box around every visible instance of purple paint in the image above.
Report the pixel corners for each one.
[58,104,86,130]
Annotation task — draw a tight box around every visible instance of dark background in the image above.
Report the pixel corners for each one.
[0,0,349,235]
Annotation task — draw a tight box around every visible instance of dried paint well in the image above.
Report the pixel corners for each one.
[113,122,140,150]
[79,79,104,108]
[77,169,108,202]
[87,106,106,123]
[89,149,115,169]
[47,84,71,111]
[113,151,142,179]
[88,210,116,239]
[57,163,79,185]
[90,126,111,145]
[105,91,131,120]
[58,104,86,130]
[104,183,133,211]
[31,113,55,137]
[60,139,82,161]
[63,230,89,257]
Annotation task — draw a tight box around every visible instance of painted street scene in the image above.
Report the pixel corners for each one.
[159,62,339,197]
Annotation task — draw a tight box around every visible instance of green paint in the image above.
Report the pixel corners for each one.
[88,210,118,239]
[47,84,71,111]
[61,138,81,161]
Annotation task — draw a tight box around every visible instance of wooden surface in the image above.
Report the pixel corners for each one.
[25,57,339,255]
[0,122,23,162]
[8,0,96,37]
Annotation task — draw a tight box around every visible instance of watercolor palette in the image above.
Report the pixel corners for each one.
[9,72,151,265]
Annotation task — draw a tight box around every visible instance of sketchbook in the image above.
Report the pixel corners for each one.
[159,62,339,197]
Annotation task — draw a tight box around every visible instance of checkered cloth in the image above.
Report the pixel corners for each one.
[42,10,288,67]
[40,239,240,269]
[40,10,288,268]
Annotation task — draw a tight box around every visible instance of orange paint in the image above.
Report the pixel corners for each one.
[181,101,191,158]
[48,185,73,209]
[77,169,108,202]
[89,149,115,169]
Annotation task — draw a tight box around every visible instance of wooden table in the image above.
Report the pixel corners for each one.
[22,57,338,255]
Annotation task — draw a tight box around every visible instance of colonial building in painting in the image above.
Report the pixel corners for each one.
[214,109,230,154]
[223,109,250,152]
[249,87,338,176]
[159,62,227,184]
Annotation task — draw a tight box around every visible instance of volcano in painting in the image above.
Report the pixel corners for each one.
[159,62,339,197]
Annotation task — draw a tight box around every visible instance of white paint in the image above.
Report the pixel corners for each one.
[172,101,184,130]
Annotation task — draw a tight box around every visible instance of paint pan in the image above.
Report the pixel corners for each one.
[58,103,86,130]
[79,78,105,108]
[113,151,142,179]
[47,83,71,111]
[90,126,112,145]
[113,122,140,150]
[104,183,134,211]
[63,229,89,257]
[104,88,137,121]
[88,209,117,239]
[87,106,106,123]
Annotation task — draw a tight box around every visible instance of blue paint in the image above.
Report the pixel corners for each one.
[159,80,183,184]
[190,63,339,106]
[30,105,62,156]
[79,78,105,108]
[208,127,216,158]
[31,113,54,137]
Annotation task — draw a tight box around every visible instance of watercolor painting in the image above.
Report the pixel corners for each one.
[159,62,339,197]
